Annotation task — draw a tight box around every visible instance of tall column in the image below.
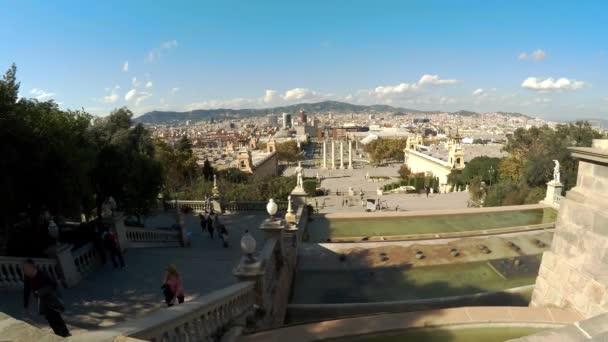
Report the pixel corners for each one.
[339,140,345,169]
[348,140,353,169]
[322,140,327,169]
[331,140,336,169]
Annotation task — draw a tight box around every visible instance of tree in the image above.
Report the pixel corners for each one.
[398,164,411,180]
[202,159,214,181]
[276,140,301,163]
[364,138,408,164]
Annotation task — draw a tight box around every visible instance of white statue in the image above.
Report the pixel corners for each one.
[552,159,560,183]
[295,161,303,187]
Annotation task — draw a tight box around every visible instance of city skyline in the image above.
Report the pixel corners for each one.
[1,0,607,120]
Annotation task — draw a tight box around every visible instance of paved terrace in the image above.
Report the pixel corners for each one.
[285,163,470,213]
[0,212,267,336]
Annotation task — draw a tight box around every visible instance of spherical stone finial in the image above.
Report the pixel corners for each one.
[241,230,256,255]
[266,198,278,217]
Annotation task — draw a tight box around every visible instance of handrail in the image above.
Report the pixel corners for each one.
[77,281,256,342]
[0,256,61,289]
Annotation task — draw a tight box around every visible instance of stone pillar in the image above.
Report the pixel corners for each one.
[113,211,129,252]
[339,140,345,169]
[348,140,353,169]
[541,181,563,209]
[530,139,608,319]
[331,140,336,169]
[322,140,327,169]
[54,244,81,288]
[259,217,286,241]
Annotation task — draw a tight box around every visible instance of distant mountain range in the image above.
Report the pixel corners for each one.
[134,100,531,124]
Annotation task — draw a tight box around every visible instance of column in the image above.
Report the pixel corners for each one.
[322,140,327,169]
[331,140,336,169]
[348,140,353,169]
[339,140,345,169]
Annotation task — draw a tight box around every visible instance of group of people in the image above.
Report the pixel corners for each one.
[23,259,187,338]
[199,212,229,248]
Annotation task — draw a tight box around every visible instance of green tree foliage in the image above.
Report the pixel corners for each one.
[398,164,411,179]
[1,65,164,254]
[89,108,163,219]
[276,140,301,162]
[303,179,318,197]
[448,156,501,187]
[202,159,214,181]
[154,139,198,198]
[478,122,601,207]
[364,138,408,164]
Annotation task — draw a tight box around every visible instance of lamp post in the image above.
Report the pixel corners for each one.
[488,166,495,186]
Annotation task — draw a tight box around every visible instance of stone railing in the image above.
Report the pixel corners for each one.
[165,200,210,213]
[222,200,288,213]
[125,226,182,248]
[76,281,256,342]
[72,242,101,277]
[0,256,62,289]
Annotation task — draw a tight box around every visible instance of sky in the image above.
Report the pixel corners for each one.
[1,0,607,121]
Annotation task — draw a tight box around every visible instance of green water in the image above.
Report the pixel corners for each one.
[308,208,556,242]
[326,327,544,342]
[292,259,538,304]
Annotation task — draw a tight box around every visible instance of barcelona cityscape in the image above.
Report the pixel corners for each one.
[1,1,608,341]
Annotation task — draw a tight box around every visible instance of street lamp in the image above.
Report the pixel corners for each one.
[488,166,495,186]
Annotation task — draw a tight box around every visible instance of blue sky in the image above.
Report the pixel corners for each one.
[1,0,607,120]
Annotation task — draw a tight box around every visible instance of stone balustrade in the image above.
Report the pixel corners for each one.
[125,226,182,248]
[222,200,288,213]
[0,256,61,289]
[72,242,101,276]
[75,281,256,342]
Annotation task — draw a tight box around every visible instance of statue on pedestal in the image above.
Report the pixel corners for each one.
[295,161,303,188]
[552,159,561,184]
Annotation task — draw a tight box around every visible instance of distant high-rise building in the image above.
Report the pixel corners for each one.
[267,114,278,126]
[282,113,292,129]
[299,110,307,125]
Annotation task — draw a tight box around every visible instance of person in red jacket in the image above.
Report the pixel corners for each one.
[23,259,71,337]
[161,264,185,307]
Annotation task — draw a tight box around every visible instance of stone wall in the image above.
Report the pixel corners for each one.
[530,139,608,318]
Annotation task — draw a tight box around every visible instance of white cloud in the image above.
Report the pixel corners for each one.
[518,49,547,61]
[102,85,121,104]
[122,61,129,72]
[124,88,152,105]
[30,88,55,100]
[282,88,321,101]
[535,97,552,103]
[521,77,586,91]
[367,74,458,98]
[160,40,178,49]
[417,74,458,86]
[132,77,141,87]
[147,40,179,62]
[170,87,180,95]
[145,81,153,88]
[263,89,278,103]
[472,88,485,96]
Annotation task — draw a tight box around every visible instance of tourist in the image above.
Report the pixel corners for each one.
[161,264,185,307]
[425,185,430,198]
[103,229,125,269]
[206,212,214,239]
[395,205,399,212]
[218,223,229,248]
[199,213,207,236]
[23,259,71,337]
